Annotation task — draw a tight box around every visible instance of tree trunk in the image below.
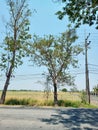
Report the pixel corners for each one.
[0,64,13,104]
[0,51,15,104]
[53,80,58,106]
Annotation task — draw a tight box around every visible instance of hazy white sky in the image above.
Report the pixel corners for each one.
[0,0,98,91]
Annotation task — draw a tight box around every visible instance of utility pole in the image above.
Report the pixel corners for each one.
[85,33,91,104]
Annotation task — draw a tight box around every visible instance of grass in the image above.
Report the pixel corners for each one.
[0,90,97,108]
[0,90,81,102]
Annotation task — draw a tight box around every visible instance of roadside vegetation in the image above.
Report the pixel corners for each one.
[0,90,97,108]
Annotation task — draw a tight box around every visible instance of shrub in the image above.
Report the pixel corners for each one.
[5,99,20,105]
[58,100,80,108]
[19,99,29,105]
[61,88,67,92]
[58,100,65,106]
[80,90,87,104]
[5,98,96,108]
[5,98,37,106]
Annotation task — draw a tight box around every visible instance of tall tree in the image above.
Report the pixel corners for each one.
[0,0,31,104]
[29,26,82,105]
[55,0,98,104]
[56,0,98,29]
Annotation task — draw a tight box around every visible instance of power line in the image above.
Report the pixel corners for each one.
[90,72,98,75]
[89,70,98,72]
[88,64,98,67]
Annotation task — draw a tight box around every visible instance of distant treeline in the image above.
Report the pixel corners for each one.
[0,90,43,92]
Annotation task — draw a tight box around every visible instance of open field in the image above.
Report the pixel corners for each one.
[0,91,98,107]
[0,90,81,101]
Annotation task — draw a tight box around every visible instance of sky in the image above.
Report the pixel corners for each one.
[0,0,98,91]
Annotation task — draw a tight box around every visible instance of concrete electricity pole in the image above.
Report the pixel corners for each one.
[85,33,91,104]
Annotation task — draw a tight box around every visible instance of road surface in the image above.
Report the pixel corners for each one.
[0,106,98,130]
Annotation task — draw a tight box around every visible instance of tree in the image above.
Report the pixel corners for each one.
[0,0,31,104]
[56,0,98,29]
[29,26,82,105]
[61,88,67,92]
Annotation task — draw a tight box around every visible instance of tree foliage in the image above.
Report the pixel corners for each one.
[56,0,98,29]
[0,0,31,73]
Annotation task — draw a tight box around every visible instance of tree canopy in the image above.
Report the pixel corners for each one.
[56,0,98,29]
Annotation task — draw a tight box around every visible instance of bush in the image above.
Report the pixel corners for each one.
[58,100,80,108]
[5,99,20,105]
[64,100,80,107]
[5,98,37,106]
[58,100,65,106]
[19,99,29,105]
[61,88,67,92]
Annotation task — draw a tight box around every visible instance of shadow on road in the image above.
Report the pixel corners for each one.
[39,108,98,130]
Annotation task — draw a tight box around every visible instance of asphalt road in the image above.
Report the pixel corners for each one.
[0,106,98,130]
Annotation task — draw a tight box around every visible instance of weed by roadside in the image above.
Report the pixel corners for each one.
[4,98,97,108]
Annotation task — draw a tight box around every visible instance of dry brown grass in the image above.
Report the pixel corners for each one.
[0,90,81,102]
[0,91,98,107]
